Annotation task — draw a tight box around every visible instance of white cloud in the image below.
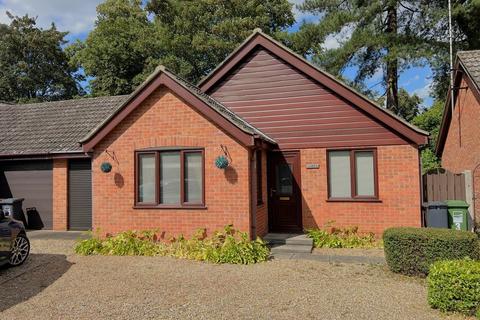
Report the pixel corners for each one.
[0,0,101,35]
[413,79,433,100]
[401,74,420,87]
[321,24,354,50]
[289,0,319,24]
[371,68,383,81]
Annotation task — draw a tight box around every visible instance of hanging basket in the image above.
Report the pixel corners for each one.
[100,162,113,173]
[214,155,229,169]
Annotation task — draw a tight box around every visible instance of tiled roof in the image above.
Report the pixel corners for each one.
[458,50,480,89]
[0,96,129,156]
[0,66,275,156]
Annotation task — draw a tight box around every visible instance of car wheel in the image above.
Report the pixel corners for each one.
[9,234,30,266]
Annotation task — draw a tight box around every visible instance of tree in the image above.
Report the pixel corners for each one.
[290,1,443,112]
[377,88,421,122]
[0,13,81,103]
[145,0,296,83]
[396,89,421,122]
[74,0,295,96]
[72,0,160,96]
[412,100,443,172]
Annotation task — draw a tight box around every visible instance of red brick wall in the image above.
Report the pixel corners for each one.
[300,145,421,235]
[442,75,480,223]
[52,159,68,231]
[91,87,251,237]
[255,149,268,237]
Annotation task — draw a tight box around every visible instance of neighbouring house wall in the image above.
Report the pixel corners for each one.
[442,74,480,223]
[52,159,68,231]
[91,87,251,237]
[300,145,421,235]
[255,148,268,237]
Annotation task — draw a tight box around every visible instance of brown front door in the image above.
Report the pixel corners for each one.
[267,151,302,232]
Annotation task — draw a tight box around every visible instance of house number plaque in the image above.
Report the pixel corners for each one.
[306,163,320,169]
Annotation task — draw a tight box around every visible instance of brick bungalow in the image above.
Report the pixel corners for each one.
[437,50,480,226]
[0,29,428,237]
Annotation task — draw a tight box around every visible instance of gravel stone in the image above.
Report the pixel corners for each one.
[0,236,470,320]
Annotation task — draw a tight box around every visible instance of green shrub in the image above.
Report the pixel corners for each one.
[75,225,269,264]
[155,225,269,264]
[383,227,479,276]
[74,230,160,256]
[306,224,377,248]
[477,307,480,319]
[427,259,480,316]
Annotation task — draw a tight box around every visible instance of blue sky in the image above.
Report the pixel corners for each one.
[0,0,434,107]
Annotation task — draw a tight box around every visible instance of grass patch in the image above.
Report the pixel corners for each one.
[306,223,378,249]
[75,225,269,265]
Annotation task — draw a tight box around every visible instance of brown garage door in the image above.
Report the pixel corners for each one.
[0,160,53,229]
[68,159,92,230]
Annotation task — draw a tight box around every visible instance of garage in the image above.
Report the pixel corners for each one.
[0,95,128,231]
[68,159,92,230]
[0,160,53,229]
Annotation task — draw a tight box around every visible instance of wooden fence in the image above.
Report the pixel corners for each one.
[422,169,474,229]
[422,169,466,202]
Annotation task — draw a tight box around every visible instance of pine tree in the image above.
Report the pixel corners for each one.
[289,1,444,111]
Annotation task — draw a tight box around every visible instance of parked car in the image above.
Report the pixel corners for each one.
[0,209,30,267]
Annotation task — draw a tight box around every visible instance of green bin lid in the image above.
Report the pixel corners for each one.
[445,200,469,208]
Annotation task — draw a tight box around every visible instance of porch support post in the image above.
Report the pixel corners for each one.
[249,149,257,239]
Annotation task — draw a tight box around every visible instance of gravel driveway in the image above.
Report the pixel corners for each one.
[0,232,470,320]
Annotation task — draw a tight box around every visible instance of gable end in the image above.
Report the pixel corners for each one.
[199,31,428,147]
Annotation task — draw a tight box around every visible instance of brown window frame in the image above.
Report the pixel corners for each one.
[256,150,263,205]
[326,148,379,202]
[134,148,205,209]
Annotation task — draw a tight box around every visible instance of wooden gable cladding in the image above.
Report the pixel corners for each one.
[208,48,409,149]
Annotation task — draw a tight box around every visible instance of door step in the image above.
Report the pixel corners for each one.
[264,233,313,254]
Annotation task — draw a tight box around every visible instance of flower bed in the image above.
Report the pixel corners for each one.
[75,225,269,265]
[306,225,378,249]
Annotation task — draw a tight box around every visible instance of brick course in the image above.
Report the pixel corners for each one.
[91,87,251,237]
[300,145,422,235]
[441,74,480,223]
[52,159,68,230]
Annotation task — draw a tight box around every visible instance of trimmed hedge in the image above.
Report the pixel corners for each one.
[383,227,479,276]
[427,259,480,316]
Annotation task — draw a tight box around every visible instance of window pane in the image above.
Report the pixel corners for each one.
[328,151,351,198]
[160,152,181,204]
[355,151,375,196]
[276,163,293,195]
[185,152,202,203]
[138,154,156,203]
